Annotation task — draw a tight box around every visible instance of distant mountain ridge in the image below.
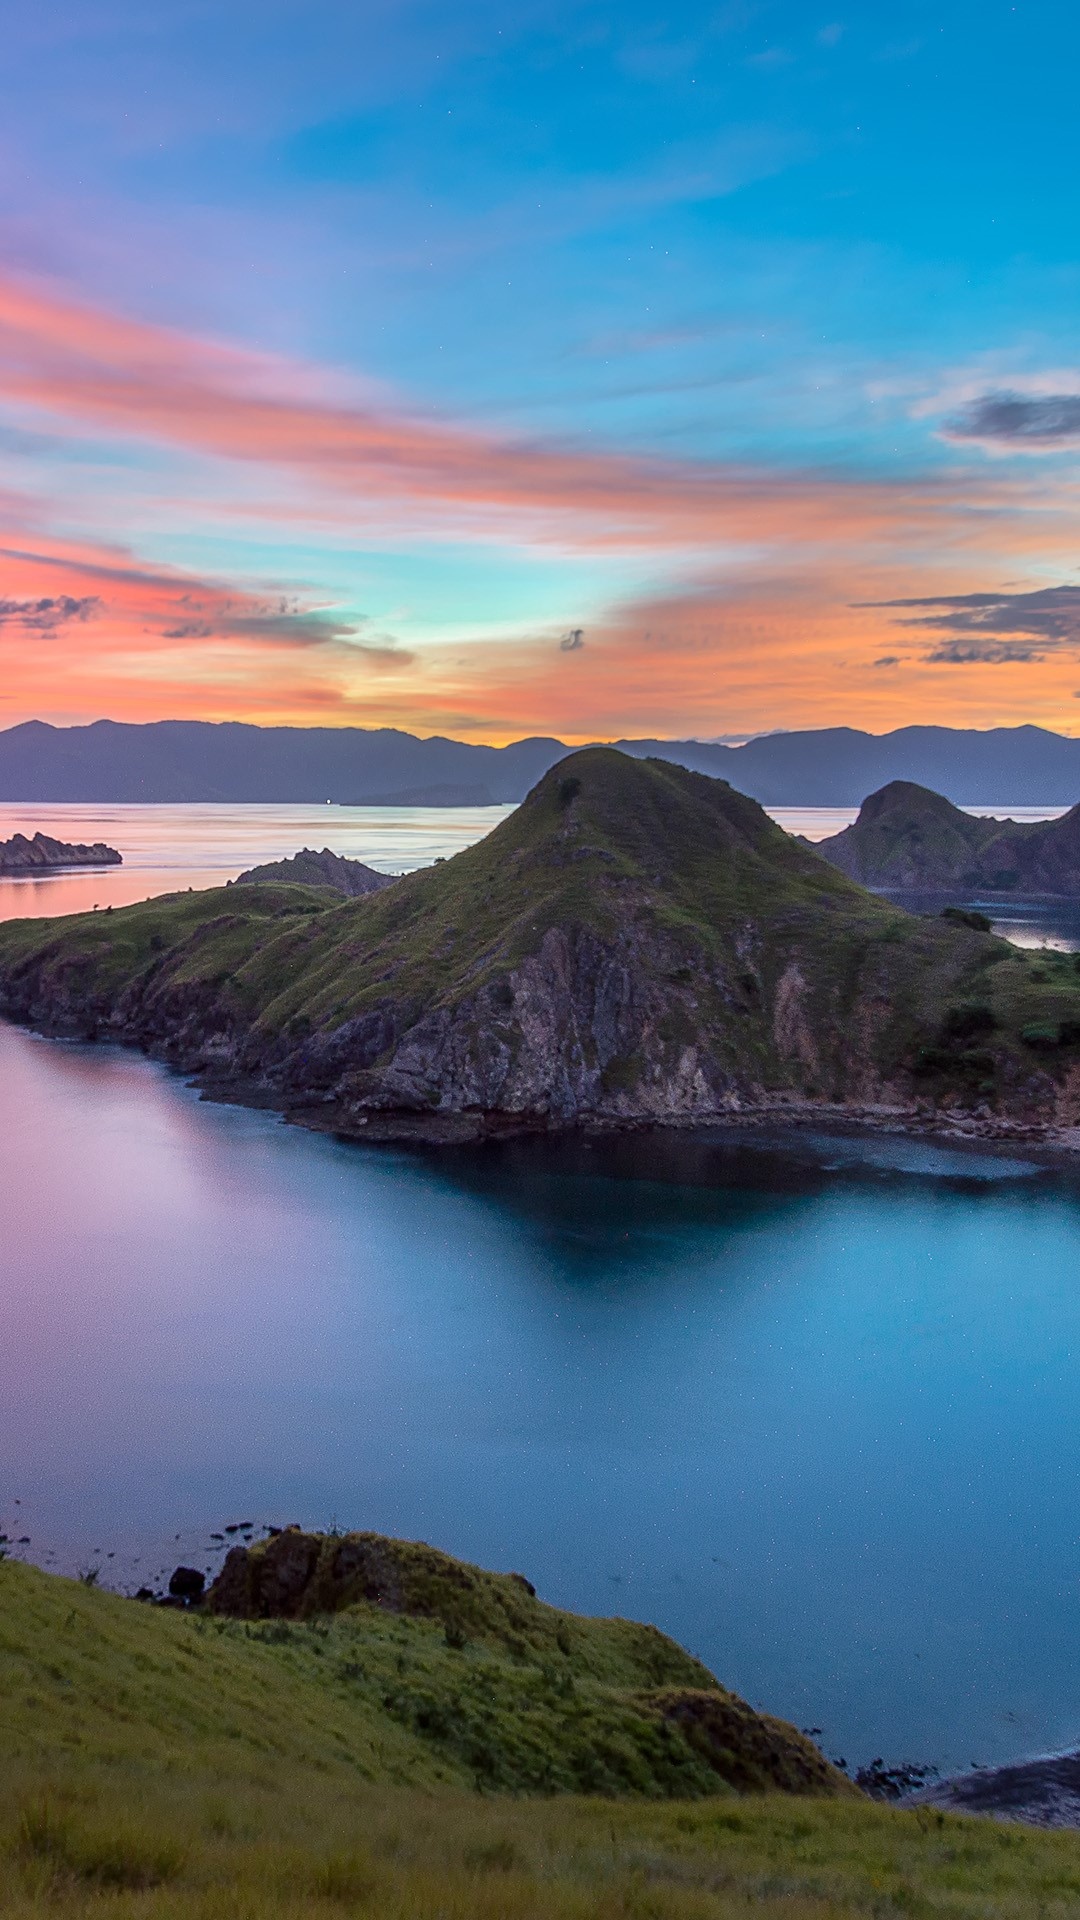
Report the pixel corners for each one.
[2,717,1080,806]
[817,781,1080,895]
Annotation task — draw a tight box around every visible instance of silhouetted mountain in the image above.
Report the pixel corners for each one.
[1,718,1079,805]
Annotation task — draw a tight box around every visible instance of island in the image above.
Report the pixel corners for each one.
[815,780,1080,896]
[0,829,122,873]
[231,847,398,897]
[3,747,1080,1142]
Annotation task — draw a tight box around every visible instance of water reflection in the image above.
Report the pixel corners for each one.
[884,890,1080,953]
[0,801,514,920]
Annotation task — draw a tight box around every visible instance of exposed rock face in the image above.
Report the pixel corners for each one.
[231,847,397,895]
[0,830,121,873]
[817,781,1080,895]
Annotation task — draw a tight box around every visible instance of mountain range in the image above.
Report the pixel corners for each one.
[3,717,1080,805]
[3,747,1079,1142]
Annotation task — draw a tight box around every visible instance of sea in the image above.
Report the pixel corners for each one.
[4,798,1080,1776]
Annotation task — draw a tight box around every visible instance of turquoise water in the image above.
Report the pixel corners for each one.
[5,1017,1080,1775]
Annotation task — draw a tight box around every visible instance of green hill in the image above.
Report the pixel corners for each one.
[3,748,1080,1133]
[817,781,1080,896]
[5,1545,1080,1918]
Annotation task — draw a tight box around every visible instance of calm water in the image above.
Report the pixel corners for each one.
[0,801,516,920]
[5,1017,1080,1775]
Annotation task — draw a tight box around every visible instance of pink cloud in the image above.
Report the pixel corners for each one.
[0,270,1021,557]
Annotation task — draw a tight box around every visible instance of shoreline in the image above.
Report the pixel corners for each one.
[7,1009,1080,1165]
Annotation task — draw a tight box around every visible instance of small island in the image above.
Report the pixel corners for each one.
[231,846,397,896]
[0,829,122,873]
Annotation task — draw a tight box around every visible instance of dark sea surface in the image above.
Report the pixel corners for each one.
[5,1017,1080,1776]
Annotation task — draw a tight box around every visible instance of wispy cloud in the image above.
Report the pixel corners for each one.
[0,271,1030,560]
[866,585,1080,663]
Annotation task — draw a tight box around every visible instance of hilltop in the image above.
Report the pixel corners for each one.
[3,748,1080,1139]
[818,782,1080,896]
[8,1545,1080,1918]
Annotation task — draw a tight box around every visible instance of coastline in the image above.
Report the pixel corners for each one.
[6,1006,1080,1163]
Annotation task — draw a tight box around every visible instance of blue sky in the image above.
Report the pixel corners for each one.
[1,0,1078,737]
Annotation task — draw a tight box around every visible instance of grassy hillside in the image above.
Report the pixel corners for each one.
[2,749,1080,1131]
[5,1555,1080,1918]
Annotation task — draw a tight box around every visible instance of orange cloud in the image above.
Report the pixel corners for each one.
[0,527,414,725]
[2,272,1080,739]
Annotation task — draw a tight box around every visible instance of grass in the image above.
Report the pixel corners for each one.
[4,1558,1080,1918]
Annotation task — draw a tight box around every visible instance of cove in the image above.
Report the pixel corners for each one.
[5,1016,1080,1775]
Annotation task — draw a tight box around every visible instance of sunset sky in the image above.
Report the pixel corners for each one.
[2,0,1079,741]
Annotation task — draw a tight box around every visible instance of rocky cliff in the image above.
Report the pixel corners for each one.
[0,829,122,872]
[817,781,1080,895]
[2,749,1080,1139]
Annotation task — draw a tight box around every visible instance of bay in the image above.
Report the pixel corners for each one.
[5,795,1080,1777]
[4,1017,1080,1776]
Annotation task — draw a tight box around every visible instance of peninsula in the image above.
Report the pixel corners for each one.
[0,829,122,873]
[2,748,1080,1142]
[817,781,1080,895]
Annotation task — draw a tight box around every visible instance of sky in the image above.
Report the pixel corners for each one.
[1,0,1079,742]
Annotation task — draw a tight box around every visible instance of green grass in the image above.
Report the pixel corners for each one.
[4,1557,1080,1917]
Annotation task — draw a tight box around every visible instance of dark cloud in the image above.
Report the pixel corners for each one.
[923,640,1043,664]
[872,655,899,667]
[161,597,414,666]
[560,626,585,651]
[0,593,99,632]
[942,390,1080,448]
[862,585,1080,663]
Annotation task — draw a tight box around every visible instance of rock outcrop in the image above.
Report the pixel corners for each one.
[231,847,397,896]
[206,1527,852,1799]
[0,830,122,872]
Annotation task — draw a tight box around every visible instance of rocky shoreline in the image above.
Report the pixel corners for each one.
[908,1752,1080,1829]
[4,998,1080,1161]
